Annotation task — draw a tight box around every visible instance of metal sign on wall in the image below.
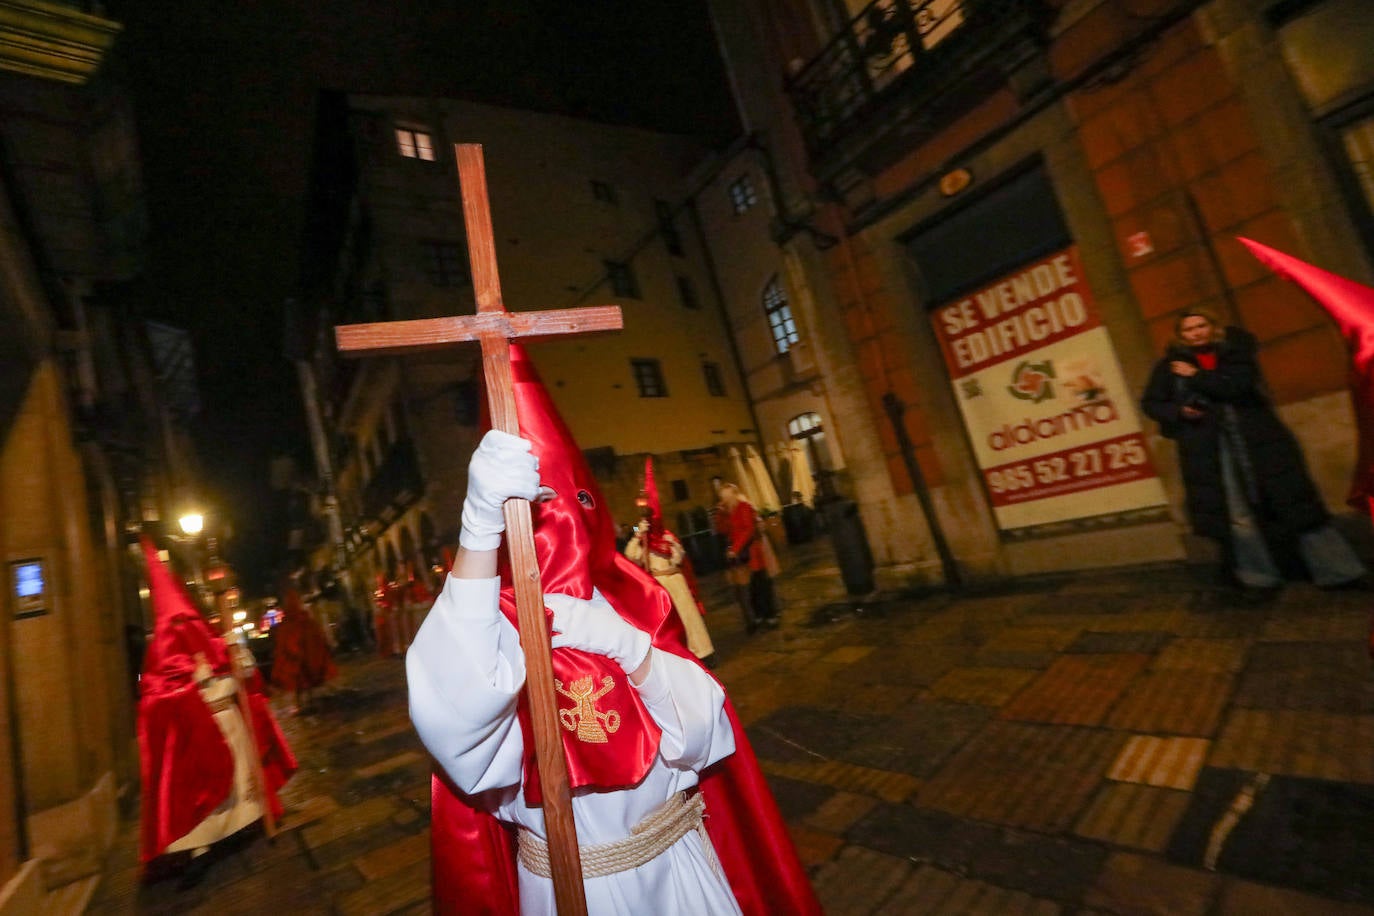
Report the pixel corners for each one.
[10,557,48,619]
[929,245,1169,538]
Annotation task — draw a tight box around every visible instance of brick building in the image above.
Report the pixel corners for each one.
[708,0,1374,580]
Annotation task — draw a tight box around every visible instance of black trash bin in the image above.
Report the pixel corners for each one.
[681,530,726,575]
[822,499,874,595]
[781,502,816,544]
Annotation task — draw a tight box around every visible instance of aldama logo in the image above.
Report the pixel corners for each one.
[1007,359,1055,403]
[987,399,1121,451]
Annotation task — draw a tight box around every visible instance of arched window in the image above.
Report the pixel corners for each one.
[788,412,823,438]
[787,411,831,489]
[762,277,799,354]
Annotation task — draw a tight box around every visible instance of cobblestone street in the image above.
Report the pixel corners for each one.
[89,541,1374,914]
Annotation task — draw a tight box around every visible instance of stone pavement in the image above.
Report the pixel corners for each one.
[87,540,1374,914]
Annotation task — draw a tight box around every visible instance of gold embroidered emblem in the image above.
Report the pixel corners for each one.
[554,675,621,744]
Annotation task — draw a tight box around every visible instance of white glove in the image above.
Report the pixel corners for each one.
[547,591,651,674]
[460,430,542,551]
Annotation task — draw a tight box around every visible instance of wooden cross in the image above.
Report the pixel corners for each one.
[336,144,622,915]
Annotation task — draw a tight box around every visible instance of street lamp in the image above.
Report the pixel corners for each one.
[179,512,204,536]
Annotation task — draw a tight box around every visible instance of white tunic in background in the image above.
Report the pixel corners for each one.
[407,576,741,916]
[624,534,715,660]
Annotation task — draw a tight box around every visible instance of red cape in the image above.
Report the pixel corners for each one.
[430,553,820,915]
[271,588,338,692]
[137,537,297,864]
[429,345,818,913]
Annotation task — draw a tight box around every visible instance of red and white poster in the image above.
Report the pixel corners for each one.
[931,246,1168,535]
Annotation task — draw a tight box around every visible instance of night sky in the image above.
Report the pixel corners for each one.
[104,1,739,591]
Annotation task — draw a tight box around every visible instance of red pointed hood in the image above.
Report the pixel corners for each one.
[1239,237,1374,363]
[643,456,662,527]
[140,535,226,680]
[1239,237,1374,511]
[640,455,671,555]
[497,343,619,598]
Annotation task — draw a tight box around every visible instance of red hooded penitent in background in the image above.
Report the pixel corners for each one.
[428,344,821,914]
[271,587,338,695]
[640,455,707,618]
[137,536,296,865]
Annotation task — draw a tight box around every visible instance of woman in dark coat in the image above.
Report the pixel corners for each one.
[1141,309,1365,591]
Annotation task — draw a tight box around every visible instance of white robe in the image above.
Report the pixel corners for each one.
[165,667,263,853]
[625,534,715,660]
[407,576,741,916]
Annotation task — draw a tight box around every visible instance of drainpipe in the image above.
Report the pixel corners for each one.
[881,392,961,586]
[834,216,961,586]
[683,197,777,497]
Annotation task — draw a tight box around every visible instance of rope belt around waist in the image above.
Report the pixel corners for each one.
[517,791,706,880]
[206,694,237,714]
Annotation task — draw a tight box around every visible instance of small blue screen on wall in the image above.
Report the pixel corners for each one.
[14,563,43,598]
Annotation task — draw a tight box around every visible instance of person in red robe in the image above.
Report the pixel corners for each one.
[400,561,436,648]
[270,586,338,712]
[714,482,780,635]
[411,343,821,914]
[373,573,400,657]
[137,536,295,880]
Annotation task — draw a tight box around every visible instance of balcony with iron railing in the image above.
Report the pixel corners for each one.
[785,0,1054,187]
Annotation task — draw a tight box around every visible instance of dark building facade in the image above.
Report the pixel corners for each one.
[708,0,1374,580]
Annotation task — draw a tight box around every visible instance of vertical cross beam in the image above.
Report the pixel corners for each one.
[336,144,623,915]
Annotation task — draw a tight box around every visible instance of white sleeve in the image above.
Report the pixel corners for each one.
[406,575,527,794]
[667,534,685,566]
[632,650,734,771]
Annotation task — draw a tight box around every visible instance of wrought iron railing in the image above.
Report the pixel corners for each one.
[785,0,1053,160]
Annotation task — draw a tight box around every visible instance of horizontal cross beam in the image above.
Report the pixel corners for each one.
[336,306,623,357]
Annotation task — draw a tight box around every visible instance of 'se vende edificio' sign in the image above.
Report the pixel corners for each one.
[930,246,1168,536]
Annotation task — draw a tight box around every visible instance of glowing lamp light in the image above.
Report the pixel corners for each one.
[178,513,204,536]
[233,610,247,623]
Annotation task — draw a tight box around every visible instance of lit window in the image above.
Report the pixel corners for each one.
[676,275,699,310]
[631,358,668,397]
[605,260,641,299]
[396,127,436,161]
[701,361,725,396]
[591,180,618,204]
[729,174,757,215]
[763,276,799,354]
[421,241,468,287]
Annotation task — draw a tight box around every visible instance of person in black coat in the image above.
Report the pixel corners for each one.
[1141,308,1365,592]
